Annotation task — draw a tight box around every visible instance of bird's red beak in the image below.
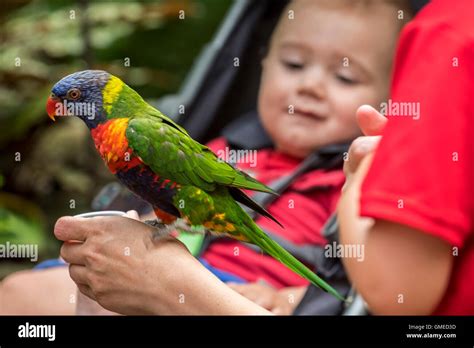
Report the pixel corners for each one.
[46,95,59,121]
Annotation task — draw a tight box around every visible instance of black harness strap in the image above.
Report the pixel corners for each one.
[197,136,350,275]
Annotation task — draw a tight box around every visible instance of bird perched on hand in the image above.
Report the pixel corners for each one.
[46,70,344,301]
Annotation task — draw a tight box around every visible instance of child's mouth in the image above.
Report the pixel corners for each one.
[293,108,327,121]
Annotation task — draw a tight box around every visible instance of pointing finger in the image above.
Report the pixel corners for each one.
[356,105,387,136]
[60,241,85,265]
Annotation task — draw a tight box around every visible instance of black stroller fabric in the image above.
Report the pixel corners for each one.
[180,0,288,143]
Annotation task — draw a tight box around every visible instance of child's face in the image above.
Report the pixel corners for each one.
[258,0,402,158]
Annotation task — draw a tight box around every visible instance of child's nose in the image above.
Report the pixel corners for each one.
[297,66,327,100]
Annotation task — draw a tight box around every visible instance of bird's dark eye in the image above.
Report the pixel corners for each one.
[67,88,81,100]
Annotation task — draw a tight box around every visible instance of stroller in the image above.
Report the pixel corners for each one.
[93,0,430,315]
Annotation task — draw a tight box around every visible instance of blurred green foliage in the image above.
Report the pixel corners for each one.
[0,0,231,276]
[0,193,45,246]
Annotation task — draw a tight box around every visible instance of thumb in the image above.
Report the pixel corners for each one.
[356,105,387,136]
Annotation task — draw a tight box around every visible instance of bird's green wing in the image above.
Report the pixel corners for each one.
[126,116,277,194]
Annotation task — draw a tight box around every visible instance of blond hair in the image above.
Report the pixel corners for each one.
[286,0,414,29]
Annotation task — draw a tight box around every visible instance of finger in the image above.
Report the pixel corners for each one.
[271,306,287,315]
[126,210,140,220]
[60,241,85,265]
[69,264,89,286]
[54,216,96,242]
[228,284,245,293]
[345,136,381,176]
[356,105,387,136]
[254,297,272,308]
[227,282,239,289]
[77,283,97,301]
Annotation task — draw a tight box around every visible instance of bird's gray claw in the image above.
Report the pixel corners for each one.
[144,219,166,229]
[144,219,169,238]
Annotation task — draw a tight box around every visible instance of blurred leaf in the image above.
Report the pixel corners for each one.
[0,192,45,246]
[0,208,44,245]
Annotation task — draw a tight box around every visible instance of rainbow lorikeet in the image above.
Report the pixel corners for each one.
[46,70,344,301]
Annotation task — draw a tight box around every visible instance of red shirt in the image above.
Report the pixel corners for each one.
[202,137,345,288]
[360,0,474,315]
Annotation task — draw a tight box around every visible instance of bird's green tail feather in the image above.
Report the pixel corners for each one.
[243,220,346,302]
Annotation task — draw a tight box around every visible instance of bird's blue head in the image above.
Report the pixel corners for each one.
[47,70,113,129]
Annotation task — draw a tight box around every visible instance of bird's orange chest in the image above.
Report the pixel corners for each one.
[90,118,141,173]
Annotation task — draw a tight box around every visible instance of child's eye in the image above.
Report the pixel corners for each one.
[336,74,357,85]
[282,60,304,70]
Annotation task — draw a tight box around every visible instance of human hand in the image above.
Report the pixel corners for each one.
[55,210,191,315]
[270,286,307,315]
[76,287,118,315]
[343,105,387,190]
[228,282,306,315]
[227,282,277,310]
